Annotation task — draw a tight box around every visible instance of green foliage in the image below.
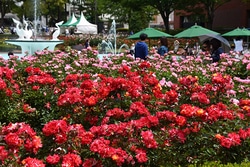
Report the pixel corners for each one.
[0,35,20,52]
[188,160,250,167]
[99,0,157,32]
[225,59,249,79]
[190,0,231,29]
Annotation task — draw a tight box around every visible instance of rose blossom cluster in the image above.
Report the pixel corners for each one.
[215,128,250,148]
[0,66,20,96]
[25,66,57,86]
[0,122,42,164]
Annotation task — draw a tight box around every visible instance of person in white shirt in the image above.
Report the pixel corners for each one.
[65,28,69,37]
[233,37,243,52]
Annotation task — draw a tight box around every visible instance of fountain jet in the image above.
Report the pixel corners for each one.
[5,0,64,56]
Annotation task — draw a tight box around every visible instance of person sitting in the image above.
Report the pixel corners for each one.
[134,33,148,60]
[201,40,211,54]
[230,43,235,51]
[210,38,224,63]
[157,37,168,56]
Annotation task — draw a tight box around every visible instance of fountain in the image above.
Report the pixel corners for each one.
[98,20,129,59]
[5,0,64,56]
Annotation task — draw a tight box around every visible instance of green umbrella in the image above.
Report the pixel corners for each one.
[127,27,173,39]
[222,28,250,36]
[174,24,219,38]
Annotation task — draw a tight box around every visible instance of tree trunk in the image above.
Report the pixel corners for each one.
[159,11,170,33]
[206,6,214,29]
[0,1,6,27]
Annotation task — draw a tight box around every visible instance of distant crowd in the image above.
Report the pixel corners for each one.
[132,33,246,63]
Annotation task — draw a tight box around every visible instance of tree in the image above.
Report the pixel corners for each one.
[180,0,250,29]
[138,0,198,32]
[98,0,157,33]
[196,0,231,29]
[10,0,68,27]
[9,0,37,21]
[40,0,68,26]
[80,0,98,24]
[0,0,18,26]
[241,0,250,3]
[0,0,38,26]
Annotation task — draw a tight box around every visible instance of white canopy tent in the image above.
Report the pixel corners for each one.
[71,12,97,34]
[61,13,77,27]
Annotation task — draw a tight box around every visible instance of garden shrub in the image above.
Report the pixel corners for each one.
[0,48,249,166]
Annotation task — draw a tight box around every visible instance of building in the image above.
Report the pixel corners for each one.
[173,0,250,30]
[149,13,175,30]
[213,0,250,29]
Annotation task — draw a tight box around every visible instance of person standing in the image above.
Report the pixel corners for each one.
[0,27,4,34]
[134,33,148,60]
[174,40,180,53]
[157,37,168,56]
[210,38,224,63]
[84,38,90,48]
[130,43,135,56]
[65,28,69,37]
[233,37,243,52]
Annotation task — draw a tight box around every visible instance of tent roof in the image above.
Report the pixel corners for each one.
[71,12,95,27]
[72,12,97,34]
[61,13,77,27]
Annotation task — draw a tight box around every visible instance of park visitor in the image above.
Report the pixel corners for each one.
[134,33,148,60]
[157,37,168,56]
[210,38,224,63]
[84,39,90,48]
[233,37,243,53]
[201,40,211,54]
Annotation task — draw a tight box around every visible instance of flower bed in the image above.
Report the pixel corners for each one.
[0,48,250,166]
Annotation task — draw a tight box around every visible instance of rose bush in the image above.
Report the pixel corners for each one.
[0,47,250,166]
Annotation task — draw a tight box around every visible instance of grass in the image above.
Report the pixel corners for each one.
[0,34,21,52]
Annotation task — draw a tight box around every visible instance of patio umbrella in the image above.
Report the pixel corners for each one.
[222,28,250,37]
[199,34,230,47]
[222,28,250,49]
[174,24,219,38]
[127,27,173,39]
[127,28,172,47]
[4,13,19,20]
[199,33,230,52]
